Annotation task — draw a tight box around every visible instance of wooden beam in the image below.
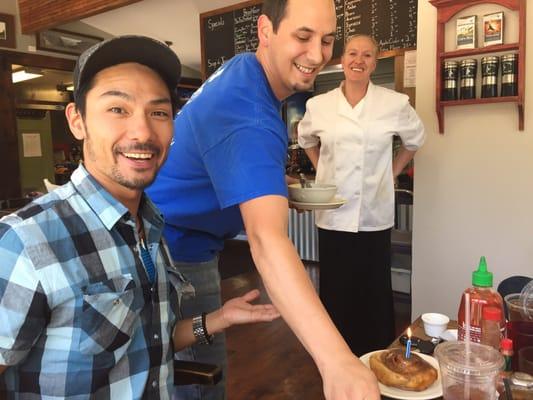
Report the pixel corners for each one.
[18,0,142,34]
[0,53,22,199]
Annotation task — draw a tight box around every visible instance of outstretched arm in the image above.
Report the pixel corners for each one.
[240,195,380,400]
[172,289,279,350]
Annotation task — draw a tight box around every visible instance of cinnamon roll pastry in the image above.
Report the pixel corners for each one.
[369,348,438,391]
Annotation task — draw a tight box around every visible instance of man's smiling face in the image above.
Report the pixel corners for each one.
[69,62,174,198]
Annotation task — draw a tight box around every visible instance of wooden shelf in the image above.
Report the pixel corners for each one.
[440,43,519,59]
[441,96,518,106]
[430,0,526,133]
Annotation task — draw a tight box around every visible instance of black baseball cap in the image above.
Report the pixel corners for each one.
[73,35,181,106]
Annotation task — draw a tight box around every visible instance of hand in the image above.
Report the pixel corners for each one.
[321,354,380,400]
[211,289,280,333]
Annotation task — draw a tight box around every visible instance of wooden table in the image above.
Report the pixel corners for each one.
[222,272,455,400]
[222,271,324,400]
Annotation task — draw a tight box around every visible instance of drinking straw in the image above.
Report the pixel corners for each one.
[464,292,471,399]
[465,292,471,346]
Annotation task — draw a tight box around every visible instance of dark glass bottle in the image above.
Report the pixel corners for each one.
[460,59,477,100]
[481,56,499,98]
[501,53,518,97]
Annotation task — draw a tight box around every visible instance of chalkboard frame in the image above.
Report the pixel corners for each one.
[200,0,262,80]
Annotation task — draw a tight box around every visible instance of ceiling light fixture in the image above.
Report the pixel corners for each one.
[12,68,44,83]
[57,83,74,92]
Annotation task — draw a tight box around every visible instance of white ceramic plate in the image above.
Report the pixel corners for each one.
[289,197,346,210]
[360,350,443,400]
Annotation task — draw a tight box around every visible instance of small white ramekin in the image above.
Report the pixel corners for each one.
[421,312,450,337]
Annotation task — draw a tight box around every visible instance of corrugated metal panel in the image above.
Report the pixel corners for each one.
[287,209,319,262]
[288,205,412,263]
[395,204,413,232]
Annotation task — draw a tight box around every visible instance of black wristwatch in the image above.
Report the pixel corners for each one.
[192,313,213,345]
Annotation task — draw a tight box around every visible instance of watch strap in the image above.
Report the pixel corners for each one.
[192,313,213,345]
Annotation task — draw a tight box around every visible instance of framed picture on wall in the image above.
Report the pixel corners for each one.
[0,13,16,49]
[483,12,504,46]
[456,15,477,49]
[36,28,103,55]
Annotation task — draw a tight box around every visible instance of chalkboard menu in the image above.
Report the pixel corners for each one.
[200,0,417,78]
[200,0,262,78]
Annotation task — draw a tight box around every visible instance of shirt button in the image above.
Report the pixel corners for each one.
[152,380,158,388]
[150,287,154,293]
[153,333,159,340]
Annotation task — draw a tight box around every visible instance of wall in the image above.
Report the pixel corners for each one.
[412,1,533,320]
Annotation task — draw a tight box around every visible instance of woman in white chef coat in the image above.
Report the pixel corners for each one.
[298,35,425,356]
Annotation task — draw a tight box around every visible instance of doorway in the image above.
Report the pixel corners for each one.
[0,49,75,199]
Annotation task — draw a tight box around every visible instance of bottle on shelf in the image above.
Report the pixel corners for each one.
[458,256,505,343]
[442,60,458,101]
[501,53,518,97]
[481,56,499,98]
[459,58,477,100]
[480,306,503,349]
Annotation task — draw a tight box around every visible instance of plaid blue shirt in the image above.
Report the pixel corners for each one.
[0,165,182,399]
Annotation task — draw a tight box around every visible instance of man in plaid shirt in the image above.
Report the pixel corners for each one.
[0,35,278,399]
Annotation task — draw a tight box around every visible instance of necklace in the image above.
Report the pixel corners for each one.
[136,215,156,283]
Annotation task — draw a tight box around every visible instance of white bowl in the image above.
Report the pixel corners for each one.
[288,182,337,203]
[422,313,450,337]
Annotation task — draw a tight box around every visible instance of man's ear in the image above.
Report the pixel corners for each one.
[65,103,86,140]
[257,14,273,47]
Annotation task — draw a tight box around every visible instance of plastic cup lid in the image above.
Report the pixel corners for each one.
[434,341,504,376]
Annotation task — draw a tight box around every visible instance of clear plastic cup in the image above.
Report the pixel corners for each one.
[435,341,503,400]
[505,289,533,371]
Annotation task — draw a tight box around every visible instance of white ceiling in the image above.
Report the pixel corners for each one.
[83,0,243,76]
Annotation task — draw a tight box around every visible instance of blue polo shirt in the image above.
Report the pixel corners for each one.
[147,53,288,262]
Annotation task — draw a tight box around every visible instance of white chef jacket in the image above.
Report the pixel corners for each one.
[298,82,425,233]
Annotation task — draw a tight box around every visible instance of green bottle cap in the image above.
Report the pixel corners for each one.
[472,256,493,287]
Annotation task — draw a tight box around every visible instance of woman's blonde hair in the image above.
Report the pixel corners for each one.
[343,34,379,56]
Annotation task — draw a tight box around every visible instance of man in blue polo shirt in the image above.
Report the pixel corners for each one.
[148,1,381,400]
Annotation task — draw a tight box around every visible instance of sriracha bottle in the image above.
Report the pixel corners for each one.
[458,256,505,343]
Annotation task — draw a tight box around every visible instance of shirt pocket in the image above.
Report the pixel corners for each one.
[79,274,144,355]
